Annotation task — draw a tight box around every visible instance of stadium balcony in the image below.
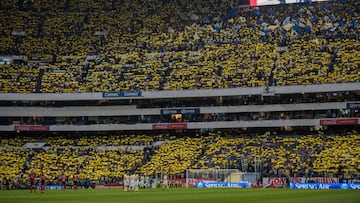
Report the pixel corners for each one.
[0,88,359,131]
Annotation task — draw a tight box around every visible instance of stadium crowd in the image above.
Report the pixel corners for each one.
[0,0,359,93]
[0,130,359,189]
[0,0,359,191]
[0,132,166,189]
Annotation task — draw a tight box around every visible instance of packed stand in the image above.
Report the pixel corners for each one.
[139,136,209,176]
[0,0,359,93]
[1,130,360,189]
[0,133,165,188]
[192,131,360,179]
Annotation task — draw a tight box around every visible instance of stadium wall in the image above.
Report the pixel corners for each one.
[0,118,358,131]
[0,83,359,101]
[0,102,353,117]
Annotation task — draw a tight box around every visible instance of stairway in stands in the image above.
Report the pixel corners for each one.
[35,67,45,93]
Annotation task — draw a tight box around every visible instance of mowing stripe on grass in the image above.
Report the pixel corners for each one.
[0,188,359,203]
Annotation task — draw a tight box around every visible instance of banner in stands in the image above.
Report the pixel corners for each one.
[102,91,142,98]
[160,108,200,115]
[347,103,360,109]
[195,181,249,188]
[290,183,360,189]
[94,31,108,36]
[11,30,26,36]
[152,123,187,130]
[12,55,28,61]
[263,177,338,187]
[0,58,11,64]
[95,183,124,189]
[320,118,358,125]
[250,0,329,6]
[14,125,49,132]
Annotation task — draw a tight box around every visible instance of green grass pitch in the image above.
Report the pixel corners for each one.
[0,188,359,203]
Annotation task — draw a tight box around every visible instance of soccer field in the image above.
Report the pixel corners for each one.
[0,188,359,203]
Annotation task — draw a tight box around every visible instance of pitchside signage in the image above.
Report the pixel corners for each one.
[195,182,249,188]
[263,177,338,187]
[160,108,200,115]
[347,103,360,109]
[95,184,124,189]
[102,91,142,98]
[36,185,62,190]
[290,183,360,189]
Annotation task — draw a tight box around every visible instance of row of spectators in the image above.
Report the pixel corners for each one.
[0,0,359,93]
[1,130,359,186]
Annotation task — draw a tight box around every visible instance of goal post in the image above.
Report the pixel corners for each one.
[186,169,247,188]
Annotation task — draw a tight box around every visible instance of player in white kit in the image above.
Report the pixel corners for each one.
[134,174,139,192]
[124,174,129,192]
[162,174,168,190]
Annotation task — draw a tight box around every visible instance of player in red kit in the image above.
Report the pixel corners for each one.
[73,173,79,190]
[39,171,46,193]
[60,174,67,190]
[29,170,36,193]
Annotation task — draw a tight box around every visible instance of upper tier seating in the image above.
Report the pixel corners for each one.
[0,0,359,93]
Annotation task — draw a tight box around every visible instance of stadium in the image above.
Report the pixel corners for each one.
[0,0,360,202]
